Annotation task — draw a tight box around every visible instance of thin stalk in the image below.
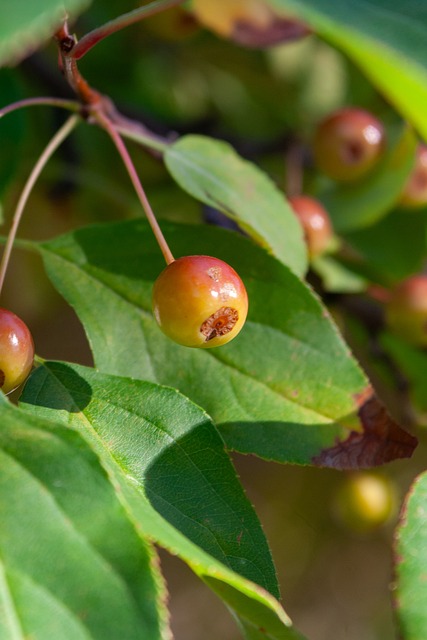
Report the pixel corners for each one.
[0,114,80,296]
[0,97,80,119]
[71,0,186,60]
[114,121,169,154]
[96,112,174,264]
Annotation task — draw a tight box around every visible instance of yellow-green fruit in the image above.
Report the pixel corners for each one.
[333,473,396,532]
[152,255,248,348]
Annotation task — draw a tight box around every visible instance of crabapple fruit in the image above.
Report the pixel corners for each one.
[399,144,427,208]
[0,308,34,394]
[288,195,333,258]
[332,473,396,532]
[313,107,385,182]
[386,274,427,346]
[152,255,248,348]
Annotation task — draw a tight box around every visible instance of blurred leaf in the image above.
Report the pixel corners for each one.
[344,208,427,285]
[268,0,427,140]
[311,254,368,293]
[0,70,26,213]
[381,331,427,419]
[318,125,417,233]
[36,220,416,468]
[164,135,307,276]
[21,363,305,640]
[0,0,91,66]
[395,470,427,640]
[0,396,169,640]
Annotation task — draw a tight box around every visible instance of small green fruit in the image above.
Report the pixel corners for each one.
[152,255,248,348]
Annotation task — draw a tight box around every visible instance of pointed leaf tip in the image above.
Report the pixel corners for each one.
[312,386,417,469]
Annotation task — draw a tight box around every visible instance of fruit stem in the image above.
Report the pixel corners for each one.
[0,97,80,119]
[70,0,186,60]
[285,141,304,197]
[0,114,80,296]
[96,112,175,265]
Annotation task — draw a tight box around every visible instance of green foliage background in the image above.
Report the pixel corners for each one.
[1,1,427,639]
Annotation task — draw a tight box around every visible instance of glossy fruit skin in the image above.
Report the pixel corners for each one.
[313,107,385,182]
[386,275,427,346]
[399,144,427,208]
[288,195,333,258]
[332,473,396,533]
[152,255,248,348]
[0,308,34,394]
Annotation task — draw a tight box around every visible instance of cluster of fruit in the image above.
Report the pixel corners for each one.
[288,107,427,348]
[1,102,426,395]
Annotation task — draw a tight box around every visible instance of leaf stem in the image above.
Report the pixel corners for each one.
[96,112,174,265]
[0,97,81,119]
[71,0,186,60]
[0,114,80,297]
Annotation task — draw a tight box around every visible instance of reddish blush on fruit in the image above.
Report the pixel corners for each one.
[386,274,427,346]
[152,255,248,348]
[0,308,34,394]
[288,195,333,258]
[313,107,385,182]
[400,144,427,208]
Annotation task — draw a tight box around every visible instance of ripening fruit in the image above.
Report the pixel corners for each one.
[313,107,385,182]
[399,144,427,208]
[288,195,333,258]
[152,255,248,348]
[0,308,34,394]
[386,274,427,346]
[192,0,272,38]
[332,473,396,533]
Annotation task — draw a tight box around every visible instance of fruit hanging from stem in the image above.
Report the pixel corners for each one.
[152,255,248,348]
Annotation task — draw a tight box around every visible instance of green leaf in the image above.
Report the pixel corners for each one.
[0,0,91,66]
[317,125,417,233]
[394,470,427,639]
[37,220,416,468]
[21,362,304,640]
[380,332,427,419]
[267,0,427,141]
[164,135,307,276]
[311,254,368,293]
[0,398,169,640]
[345,208,427,285]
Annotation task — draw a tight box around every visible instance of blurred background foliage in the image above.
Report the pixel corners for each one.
[1,1,427,638]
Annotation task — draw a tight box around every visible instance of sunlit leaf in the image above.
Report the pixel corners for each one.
[36,220,416,468]
[21,363,304,640]
[0,395,169,640]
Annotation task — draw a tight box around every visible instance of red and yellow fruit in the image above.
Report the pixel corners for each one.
[152,255,248,348]
[399,144,427,208]
[289,195,333,259]
[0,308,34,394]
[313,107,385,182]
